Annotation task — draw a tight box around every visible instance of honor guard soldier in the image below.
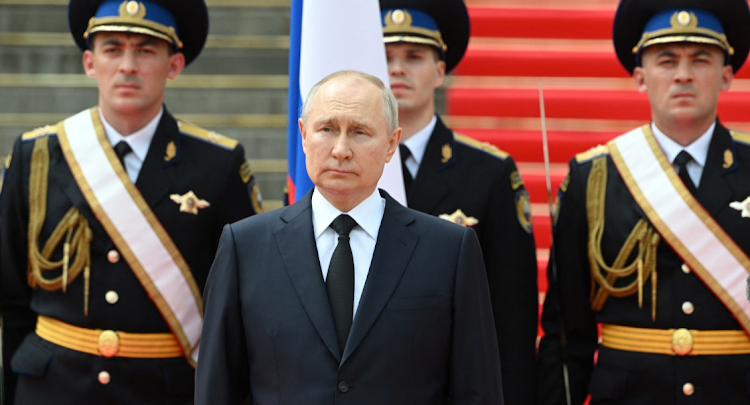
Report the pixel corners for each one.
[538,0,750,403]
[380,1,538,403]
[0,0,262,403]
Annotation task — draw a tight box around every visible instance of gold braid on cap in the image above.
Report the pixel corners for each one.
[586,156,661,320]
[83,1,183,49]
[382,9,447,52]
[632,11,733,55]
[27,136,93,316]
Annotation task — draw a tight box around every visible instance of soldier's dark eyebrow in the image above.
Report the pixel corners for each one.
[656,49,677,58]
[136,37,161,47]
[99,37,123,47]
[689,48,713,58]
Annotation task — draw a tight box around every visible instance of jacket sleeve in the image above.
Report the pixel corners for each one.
[215,144,262,233]
[484,156,539,405]
[536,160,599,405]
[0,136,38,403]
[195,224,250,404]
[449,227,504,404]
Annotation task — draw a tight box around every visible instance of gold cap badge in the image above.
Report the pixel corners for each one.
[675,10,692,27]
[391,9,406,25]
[170,191,210,215]
[124,1,141,16]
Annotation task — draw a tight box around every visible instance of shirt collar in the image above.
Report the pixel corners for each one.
[402,115,437,167]
[312,188,385,240]
[651,121,714,168]
[100,107,164,161]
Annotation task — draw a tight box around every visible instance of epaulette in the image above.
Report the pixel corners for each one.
[575,144,609,163]
[730,130,750,146]
[453,132,509,160]
[21,125,57,141]
[177,121,238,150]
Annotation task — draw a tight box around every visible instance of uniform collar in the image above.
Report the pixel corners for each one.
[402,115,437,168]
[101,107,164,162]
[651,121,714,167]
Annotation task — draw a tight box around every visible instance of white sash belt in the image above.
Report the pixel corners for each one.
[608,126,750,334]
[57,108,202,365]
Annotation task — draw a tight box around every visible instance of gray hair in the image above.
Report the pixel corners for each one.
[300,70,399,134]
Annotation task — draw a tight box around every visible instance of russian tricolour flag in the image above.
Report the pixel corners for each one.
[287,0,406,205]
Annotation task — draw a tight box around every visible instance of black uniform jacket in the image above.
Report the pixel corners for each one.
[407,116,538,405]
[538,122,750,404]
[0,108,259,405]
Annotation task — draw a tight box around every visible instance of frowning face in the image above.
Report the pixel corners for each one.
[300,76,401,211]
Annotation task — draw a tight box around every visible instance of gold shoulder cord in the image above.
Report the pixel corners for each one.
[27,136,93,315]
[586,156,661,320]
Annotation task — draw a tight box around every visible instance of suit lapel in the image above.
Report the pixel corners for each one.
[135,110,179,208]
[695,123,733,216]
[408,118,453,212]
[275,192,342,360]
[342,191,418,364]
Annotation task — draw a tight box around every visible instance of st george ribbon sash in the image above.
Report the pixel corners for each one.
[608,125,750,334]
[57,108,202,366]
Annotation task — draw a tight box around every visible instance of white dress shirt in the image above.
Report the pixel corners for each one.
[312,188,385,318]
[101,108,163,183]
[652,121,714,188]
[401,115,437,178]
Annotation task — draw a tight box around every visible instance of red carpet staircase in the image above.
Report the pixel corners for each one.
[448,0,750,339]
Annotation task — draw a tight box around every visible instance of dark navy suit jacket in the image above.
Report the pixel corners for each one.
[196,189,503,404]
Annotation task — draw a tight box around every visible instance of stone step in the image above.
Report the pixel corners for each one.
[0,1,290,35]
[0,6,290,36]
[0,41,289,74]
[0,86,288,114]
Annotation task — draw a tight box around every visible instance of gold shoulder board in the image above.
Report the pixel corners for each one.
[177,121,238,150]
[576,144,609,163]
[21,125,56,141]
[730,130,750,146]
[454,132,509,160]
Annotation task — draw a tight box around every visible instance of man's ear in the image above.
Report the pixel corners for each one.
[385,127,402,163]
[83,50,96,78]
[720,64,734,92]
[633,67,647,93]
[167,52,186,80]
[434,60,446,90]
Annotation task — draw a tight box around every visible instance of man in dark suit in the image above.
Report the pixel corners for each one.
[0,1,261,403]
[379,1,539,403]
[538,0,750,403]
[195,70,503,405]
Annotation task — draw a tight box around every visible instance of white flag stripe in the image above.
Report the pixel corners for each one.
[298,0,407,205]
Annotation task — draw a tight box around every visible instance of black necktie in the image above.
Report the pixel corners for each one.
[114,141,132,169]
[674,150,697,195]
[400,144,413,195]
[327,214,358,351]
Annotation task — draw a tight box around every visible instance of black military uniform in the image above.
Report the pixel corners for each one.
[537,0,750,403]
[0,1,261,404]
[381,2,539,404]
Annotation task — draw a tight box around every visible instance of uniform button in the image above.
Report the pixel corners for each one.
[682,301,694,315]
[681,263,690,274]
[105,290,119,304]
[683,382,694,396]
[98,371,111,385]
[107,250,120,264]
[337,381,349,393]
